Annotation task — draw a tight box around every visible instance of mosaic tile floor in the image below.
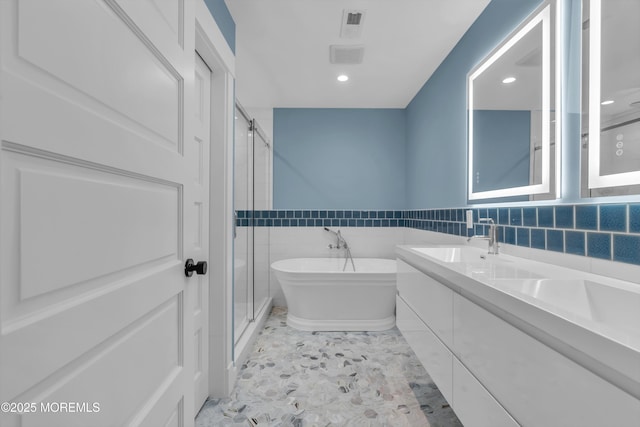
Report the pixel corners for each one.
[196,307,462,427]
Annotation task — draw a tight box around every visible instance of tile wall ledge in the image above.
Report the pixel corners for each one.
[238,203,640,269]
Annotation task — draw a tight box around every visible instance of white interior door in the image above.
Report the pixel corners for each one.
[0,0,199,426]
[192,53,211,412]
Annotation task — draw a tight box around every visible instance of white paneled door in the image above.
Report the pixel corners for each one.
[192,53,211,412]
[0,0,206,426]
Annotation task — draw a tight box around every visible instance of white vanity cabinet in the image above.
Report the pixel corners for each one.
[396,260,518,427]
[396,297,453,403]
[396,259,453,346]
[451,358,518,427]
[454,293,640,427]
[396,259,640,427]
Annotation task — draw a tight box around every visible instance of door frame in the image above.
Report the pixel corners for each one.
[194,0,235,399]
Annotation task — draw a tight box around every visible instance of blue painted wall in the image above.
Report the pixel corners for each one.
[273,109,406,209]
[473,110,531,192]
[271,0,633,210]
[203,0,235,53]
[405,0,542,208]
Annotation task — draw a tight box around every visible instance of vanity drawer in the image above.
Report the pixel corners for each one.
[397,260,453,347]
[452,358,519,427]
[396,295,453,404]
[453,293,640,427]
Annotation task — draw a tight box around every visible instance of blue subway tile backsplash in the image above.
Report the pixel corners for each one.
[504,226,516,245]
[498,208,509,225]
[510,208,522,226]
[555,205,574,229]
[531,228,546,250]
[488,208,498,223]
[576,205,597,230]
[235,203,640,266]
[599,204,626,232]
[587,232,612,260]
[565,231,586,256]
[613,234,640,265]
[523,207,537,227]
[629,204,640,233]
[538,207,554,228]
[546,229,564,252]
[516,227,530,247]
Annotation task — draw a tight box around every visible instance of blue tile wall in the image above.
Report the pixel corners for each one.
[629,204,640,233]
[614,235,640,265]
[516,228,530,247]
[599,204,626,232]
[546,230,564,252]
[531,229,546,250]
[488,208,498,223]
[498,208,509,225]
[236,210,406,228]
[538,206,554,228]
[237,203,640,266]
[555,205,574,229]
[509,208,522,226]
[523,207,537,227]
[504,227,516,245]
[565,231,586,256]
[587,233,612,260]
[575,205,597,230]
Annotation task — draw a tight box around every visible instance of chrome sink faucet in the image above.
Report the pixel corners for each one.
[467,217,499,254]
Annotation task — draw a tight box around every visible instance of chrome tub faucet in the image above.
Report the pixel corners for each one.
[324,227,356,271]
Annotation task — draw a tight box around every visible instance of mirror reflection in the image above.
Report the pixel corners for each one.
[468,2,558,201]
[582,0,640,196]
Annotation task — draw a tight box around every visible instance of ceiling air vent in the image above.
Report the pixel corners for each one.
[347,12,362,25]
[330,45,365,64]
[340,9,366,39]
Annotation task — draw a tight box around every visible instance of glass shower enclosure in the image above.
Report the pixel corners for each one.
[233,103,271,346]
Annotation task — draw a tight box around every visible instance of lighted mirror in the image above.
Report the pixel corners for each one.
[581,0,640,197]
[468,1,560,201]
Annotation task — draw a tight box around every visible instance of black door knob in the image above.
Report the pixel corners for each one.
[185,259,207,277]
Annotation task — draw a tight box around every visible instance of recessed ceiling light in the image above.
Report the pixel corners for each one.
[601,99,614,105]
[502,77,516,84]
[337,74,349,82]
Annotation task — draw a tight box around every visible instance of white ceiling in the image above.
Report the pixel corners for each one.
[225,0,491,109]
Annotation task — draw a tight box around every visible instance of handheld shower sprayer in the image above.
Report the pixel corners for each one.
[323,227,356,271]
[324,227,344,248]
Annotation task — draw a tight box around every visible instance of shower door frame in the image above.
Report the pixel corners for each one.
[249,116,271,320]
[234,104,254,344]
[233,103,272,347]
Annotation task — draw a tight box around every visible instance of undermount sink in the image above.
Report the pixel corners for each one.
[408,245,640,339]
[490,278,640,335]
[409,246,640,338]
[412,246,508,263]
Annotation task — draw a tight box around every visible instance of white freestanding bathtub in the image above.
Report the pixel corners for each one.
[271,258,397,331]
